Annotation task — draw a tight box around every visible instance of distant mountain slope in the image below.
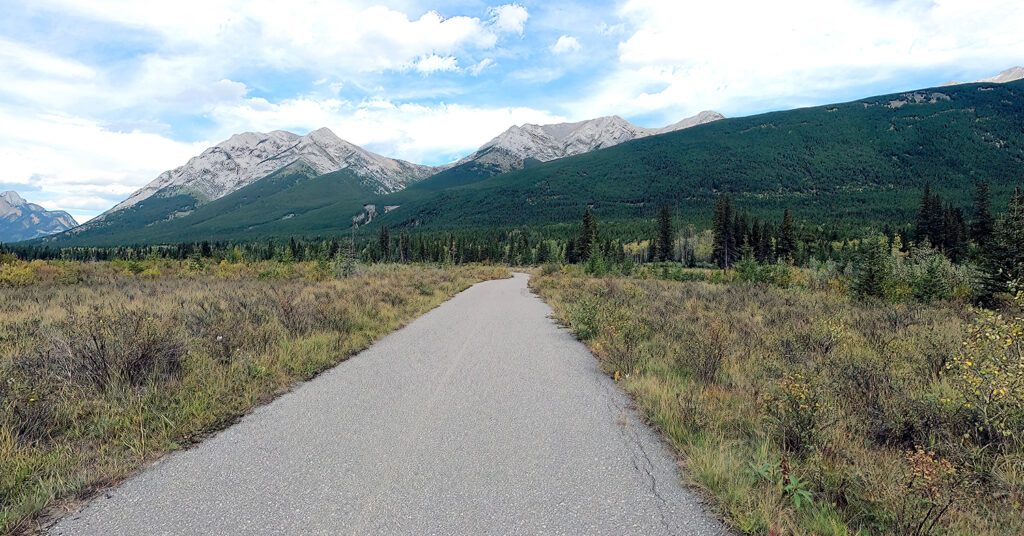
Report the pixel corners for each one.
[59,127,436,244]
[978,66,1024,84]
[373,80,1024,229]
[943,66,1024,86]
[109,127,435,214]
[45,159,383,246]
[435,111,723,184]
[0,191,77,242]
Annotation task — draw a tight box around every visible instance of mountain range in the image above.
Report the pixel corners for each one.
[56,111,722,241]
[0,191,77,243]
[20,67,1024,247]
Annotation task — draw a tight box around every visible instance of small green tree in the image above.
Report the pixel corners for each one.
[337,227,357,278]
[579,207,598,262]
[852,236,893,300]
[777,209,796,262]
[656,205,674,262]
[971,180,994,246]
[712,194,735,268]
[378,225,391,262]
[984,187,1024,294]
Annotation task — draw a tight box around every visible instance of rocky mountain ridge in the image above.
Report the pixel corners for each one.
[455,111,724,174]
[0,191,78,242]
[108,128,435,215]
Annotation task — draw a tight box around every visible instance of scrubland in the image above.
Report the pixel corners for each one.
[531,267,1023,535]
[0,259,507,534]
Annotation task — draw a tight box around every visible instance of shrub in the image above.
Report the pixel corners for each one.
[766,373,828,456]
[895,447,957,536]
[49,305,187,390]
[945,292,1024,448]
[898,245,979,303]
[540,262,561,276]
[0,263,34,287]
[676,320,727,383]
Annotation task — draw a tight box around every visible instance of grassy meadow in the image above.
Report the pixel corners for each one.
[0,258,507,534]
[531,267,1023,535]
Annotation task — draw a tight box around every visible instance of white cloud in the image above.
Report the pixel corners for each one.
[550,35,581,55]
[34,1,506,76]
[490,3,529,35]
[413,54,460,74]
[577,0,1024,121]
[0,106,209,217]
[468,58,496,75]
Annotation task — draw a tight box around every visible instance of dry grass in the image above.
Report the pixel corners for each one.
[531,268,1023,536]
[0,260,508,534]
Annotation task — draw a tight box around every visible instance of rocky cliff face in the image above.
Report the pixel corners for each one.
[0,191,78,242]
[109,128,436,214]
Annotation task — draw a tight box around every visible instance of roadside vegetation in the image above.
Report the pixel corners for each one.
[0,258,507,534]
[2,182,1020,535]
[523,187,1023,534]
[531,267,1022,535]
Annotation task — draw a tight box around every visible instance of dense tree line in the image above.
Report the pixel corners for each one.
[5,182,1021,299]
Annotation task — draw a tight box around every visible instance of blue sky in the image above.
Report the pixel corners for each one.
[2,0,1023,222]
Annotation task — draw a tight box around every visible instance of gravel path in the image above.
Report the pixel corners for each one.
[50,273,728,535]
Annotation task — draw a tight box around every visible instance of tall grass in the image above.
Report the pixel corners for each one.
[531,268,1022,535]
[0,260,507,534]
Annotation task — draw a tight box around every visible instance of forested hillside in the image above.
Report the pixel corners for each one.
[376,80,1024,230]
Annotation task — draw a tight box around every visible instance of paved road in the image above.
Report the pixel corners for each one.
[51,273,727,535]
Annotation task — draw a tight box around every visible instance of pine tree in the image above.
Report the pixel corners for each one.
[758,221,773,263]
[749,217,762,262]
[971,180,994,246]
[915,185,934,244]
[378,225,391,262]
[339,227,357,278]
[984,187,1024,294]
[852,236,892,300]
[712,194,735,268]
[940,203,967,261]
[656,205,673,261]
[580,207,598,262]
[777,209,796,261]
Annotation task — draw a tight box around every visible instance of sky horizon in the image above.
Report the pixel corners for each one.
[2,0,1023,223]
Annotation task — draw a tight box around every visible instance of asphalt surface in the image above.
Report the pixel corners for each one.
[50,273,728,535]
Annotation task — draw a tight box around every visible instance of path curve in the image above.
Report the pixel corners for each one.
[50,273,727,535]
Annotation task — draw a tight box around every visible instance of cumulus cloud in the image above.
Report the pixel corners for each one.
[33,0,509,76]
[0,106,209,219]
[550,35,581,54]
[575,0,1024,120]
[413,54,460,74]
[490,3,529,35]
